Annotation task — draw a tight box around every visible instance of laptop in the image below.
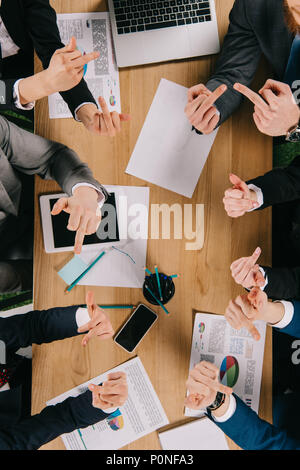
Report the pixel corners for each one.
[108,0,220,67]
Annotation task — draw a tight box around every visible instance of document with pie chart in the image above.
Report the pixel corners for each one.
[185,312,266,418]
[47,357,169,450]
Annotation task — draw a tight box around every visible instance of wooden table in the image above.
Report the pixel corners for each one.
[32,0,273,450]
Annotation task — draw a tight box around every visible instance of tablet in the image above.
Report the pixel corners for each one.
[40,192,120,253]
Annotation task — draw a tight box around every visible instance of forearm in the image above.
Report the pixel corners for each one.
[0,306,81,353]
[247,158,300,208]
[0,390,109,450]
[17,71,54,105]
[205,0,261,125]
[0,116,107,199]
[60,79,97,119]
[209,394,300,450]
[262,266,300,300]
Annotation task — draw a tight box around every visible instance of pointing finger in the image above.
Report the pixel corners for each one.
[229,173,249,195]
[250,247,261,266]
[72,51,100,68]
[233,83,270,113]
[196,84,227,119]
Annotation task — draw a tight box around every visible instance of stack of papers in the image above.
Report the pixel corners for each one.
[49,12,121,118]
[47,357,169,450]
[159,418,229,450]
[185,312,266,417]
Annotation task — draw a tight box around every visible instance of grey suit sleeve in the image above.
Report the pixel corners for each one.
[0,116,108,199]
[205,0,262,125]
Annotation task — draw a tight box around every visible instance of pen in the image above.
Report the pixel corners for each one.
[65,251,106,293]
[99,305,135,309]
[145,285,169,315]
[144,266,153,276]
[154,265,163,301]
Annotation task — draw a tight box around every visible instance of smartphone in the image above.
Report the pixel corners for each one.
[114,304,158,353]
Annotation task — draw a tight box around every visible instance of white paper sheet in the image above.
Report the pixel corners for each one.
[75,185,149,288]
[126,78,218,198]
[159,417,229,450]
[185,312,266,417]
[47,357,169,450]
[48,12,121,119]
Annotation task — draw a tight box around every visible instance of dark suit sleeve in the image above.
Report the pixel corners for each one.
[24,0,97,117]
[274,301,300,338]
[0,389,111,450]
[207,394,300,450]
[247,155,300,209]
[205,0,261,126]
[260,266,300,300]
[0,305,83,354]
[0,116,108,198]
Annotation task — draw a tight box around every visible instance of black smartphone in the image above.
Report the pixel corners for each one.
[114,304,158,353]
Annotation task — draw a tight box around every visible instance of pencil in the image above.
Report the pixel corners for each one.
[144,266,152,276]
[145,285,169,315]
[154,265,163,301]
[169,274,179,279]
[99,305,135,309]
[65,251,106,293]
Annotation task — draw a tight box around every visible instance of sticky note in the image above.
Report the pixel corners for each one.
[58,255,89,285]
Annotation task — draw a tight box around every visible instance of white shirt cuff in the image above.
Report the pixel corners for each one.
[13,79,35,110]
[74,102,98,122]
[76,307,91,329]
[271,301,294,329]
[72,183,105,208]
[247,184,264,212]
[259,266,268,291]
[212,394,237,423]
[103,406,119,414]
[0,383,10,392]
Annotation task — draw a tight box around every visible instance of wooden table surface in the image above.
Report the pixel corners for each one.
[32,0,273,450]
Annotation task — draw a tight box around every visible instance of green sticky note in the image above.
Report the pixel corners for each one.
[58,255,89,285]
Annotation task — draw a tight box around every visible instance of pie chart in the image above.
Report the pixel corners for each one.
[219,356,239,387]
[107,409,124,431]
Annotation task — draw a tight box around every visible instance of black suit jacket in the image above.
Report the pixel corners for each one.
[247,155,300,300]
[206,0,293,125]
[0,0,96,117]
[0,306,110,450]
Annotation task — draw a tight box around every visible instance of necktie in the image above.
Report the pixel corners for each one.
[0,366,11,389]
[284,34,300,88]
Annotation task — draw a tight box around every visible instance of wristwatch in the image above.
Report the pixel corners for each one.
[286,122,300,142]
[206,392,226,411]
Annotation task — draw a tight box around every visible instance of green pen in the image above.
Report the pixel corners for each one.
[145,285,169,315]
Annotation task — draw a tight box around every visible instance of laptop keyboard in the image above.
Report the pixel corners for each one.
[113,0,212,35]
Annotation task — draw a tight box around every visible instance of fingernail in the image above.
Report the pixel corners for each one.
[255,247,261,254]
[90,385,94,390]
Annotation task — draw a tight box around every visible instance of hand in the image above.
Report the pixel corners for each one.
[76,97,131,137]
[185,84,227,134]
[223,173,259,218]
[51,186,101,254]
[45,36,99,94]
[185,361,232,410]
[225,288,271,341]
[234,80,300,137]
[230,247,265,289]
[88,371,128,410]
[77,291,114,346]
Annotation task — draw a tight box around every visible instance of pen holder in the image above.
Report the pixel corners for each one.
[143,273,175,305]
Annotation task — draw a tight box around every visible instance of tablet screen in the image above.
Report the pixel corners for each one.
[49,193,120,248]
